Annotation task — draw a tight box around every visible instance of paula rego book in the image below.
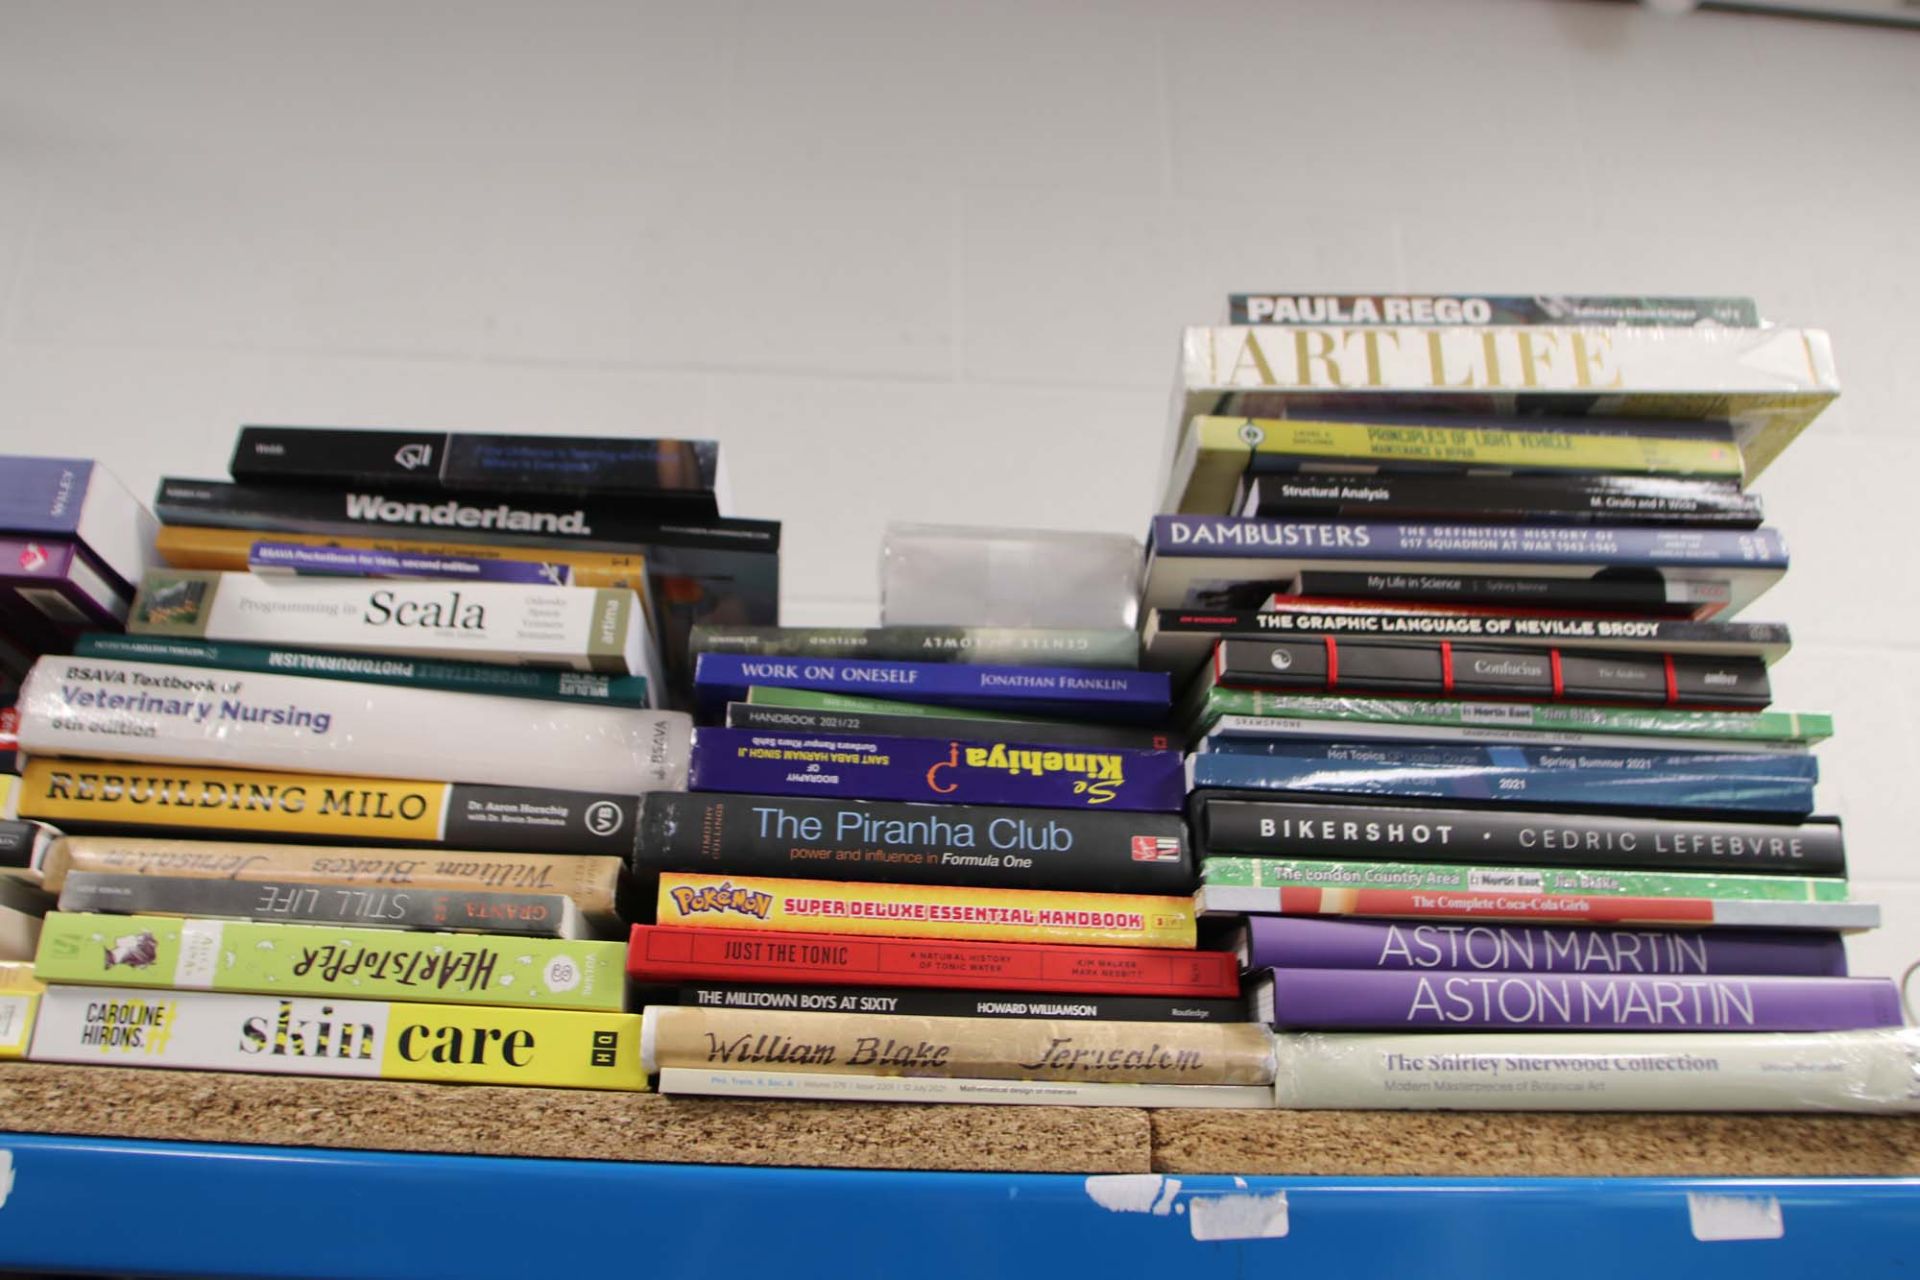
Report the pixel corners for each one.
[639,1005,1276,1084]
[29,986,647,1090]
[1227,294,1761,327]
[653,873,1198,949]
[34,912,627,1011]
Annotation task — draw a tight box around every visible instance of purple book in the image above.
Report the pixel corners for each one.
[1242,916,1847,978]
[1253,968,1903,1031]
[0,535,130,634]
[247,541,571,585]
[688,727,1187,813]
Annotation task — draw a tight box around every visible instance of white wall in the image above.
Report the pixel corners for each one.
[1,0,1915,983]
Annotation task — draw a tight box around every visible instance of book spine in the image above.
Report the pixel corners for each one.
[230,426,723,502]
[1197,884,1878,932]
[20,760,642,859]
[743,685,1011,721]
[1241,916,1848,977]
[656,1067,1275,1108]
[641,1005,1276,1084]
[635,792,1193,894]
[1256,968,1904,1032]
[74,633,652,708]
[56,873,582,939]
[0,819,60,882]
[247,541,576,584]
[653,873,1198,949]
[50,836,624,920]
[1290,572,1726,616]
[1269,1029,1920,1112]
[1212,637,1772,710]
[693,654,1171,721]
[1226,295,1761,327]
[1187,690,1827,743]
[1201,855,1847,904]
[691,729,1186,814]
[131,570,647,676]
[661,983,1250,1022]
[1195,797,1846,877]
[0,535,130,629]
[1245,472,1764,527]
[0,457,157,596]
[1202,714,1810,758]
[692,625,1141,669]
[17,657,691,795]
[725,702,1171,751]
[34,912,628,1010]
[1211,415,1745,478]
[29,985,648,1089]
[627,924,1236,995]
[1186,746,1816,816]
[0,961,43,1059]
[1248,605,1793,657]
[153,524,651,590]
[1152,516,1788,569]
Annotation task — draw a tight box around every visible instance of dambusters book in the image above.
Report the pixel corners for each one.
[690,728,1186,813]
[130,570,653,678]
[29,986,647,1090]
[34,912,628,1010]
[640,1005,1275,1084]
[653,872,1198,948]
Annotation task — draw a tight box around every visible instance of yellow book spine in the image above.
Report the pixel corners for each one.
[654,872,1197,948]
[0,771,17,820]
[154,525,648,590]
[0,962,44,1058]
[1196,414,1744,478]
[20,759,456,843]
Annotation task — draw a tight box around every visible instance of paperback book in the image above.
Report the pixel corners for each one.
[29,986,647,1090]
[1226,294,1761,327]
[1199,713,1811,758]
[725,701,1169,751]
[1196,885,1874,933]
[660,982,1248,1022]
[657,1068,1274,1109]
[0,962,43,1059]
[0,535,130,631]
[1239,472,1764,528]
[693,653,1171,723]
[691,625,1140,668]
[155,525,650,590]
[1200,856,1848,905]
[35,912,627,1010]
[248,542,576,584]
[0,457,156,594]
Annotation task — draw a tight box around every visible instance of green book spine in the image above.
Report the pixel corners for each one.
[74,632,651,708]
[1185,687,1832,743]
[1198,856,1849,903]
[32,912,627,1011]
[743,685,1030,722]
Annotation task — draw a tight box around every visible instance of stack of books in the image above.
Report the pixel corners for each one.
[1146,293,1916,1112]
[626,627,1278,1106]
[4,426,764,1091]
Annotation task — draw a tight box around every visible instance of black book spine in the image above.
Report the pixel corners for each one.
[230,427,723,507]
[1194,796,1845,876]
[653,983,1250,1022]
[0,819,55,872]
[1293,570,1719,618]
[1213,637,1772,709]
[1152,607,1789,653]
[635,792,1194,893]
[56,872,579,937]
[725,703,1173,751]
[1244,473,1764,528]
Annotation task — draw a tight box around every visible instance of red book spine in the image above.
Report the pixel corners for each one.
[628,925,1240,998]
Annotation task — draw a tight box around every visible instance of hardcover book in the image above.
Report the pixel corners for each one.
[1167,324,1838,487]
[657,1068,1274,1109]
[628,923,1236,995]
[17,657,691,795]
[661,982,1248,1022]
[1239,472,1764,528]
[1201,855,1848,905]
[1192,796,1845,877]
[56,873,590,940]
[0,535,131,631]
[693,653,1171,723]
[691,625,1140,669]
[46,836,626,924]
[1196,884,1877,932]
[29,985,647,1090]
[155,524,650,590]
[634,792,1193,894]
[0,457,157,594]
[690,728,1187,813]
[1269,1028,1920,1113]
[19,760,645,863]
[1227,294,1760,328]
[1187,743,1817,816]
[725,701,1170,751]
[1200,713,1811,759]
[640,1005,1276,1084]
[652,872,1198,949]
[247,541,577,584]
[35,912,627,1010]
[1141,517,1788,618]
[1252,968,1903,1032]
[130,570,653,678]
[1236,916,1847,977]
[76,632,652,709]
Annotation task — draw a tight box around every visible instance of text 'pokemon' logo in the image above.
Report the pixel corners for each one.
[669,881,774,919]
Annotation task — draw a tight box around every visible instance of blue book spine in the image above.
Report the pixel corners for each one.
[693,654,1171,723]
[1151,516,1788,569]
[247,542,572,585]
[0,457,90,535]
[689,728,1187,813]
[1189,744,1815,815]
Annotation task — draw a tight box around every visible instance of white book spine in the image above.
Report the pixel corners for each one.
[18,656,690,795]
[1273,1030,1920,1113]
[132,571,647,675]
[656,1067,1276,1109]
[1203,715,1810,757]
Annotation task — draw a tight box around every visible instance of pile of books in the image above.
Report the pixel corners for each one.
[1146,292,1914,1111]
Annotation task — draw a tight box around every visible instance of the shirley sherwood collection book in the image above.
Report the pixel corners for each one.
[2,292,1915,1118]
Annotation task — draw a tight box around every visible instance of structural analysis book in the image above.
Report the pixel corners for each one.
[1239,472,1764,528]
